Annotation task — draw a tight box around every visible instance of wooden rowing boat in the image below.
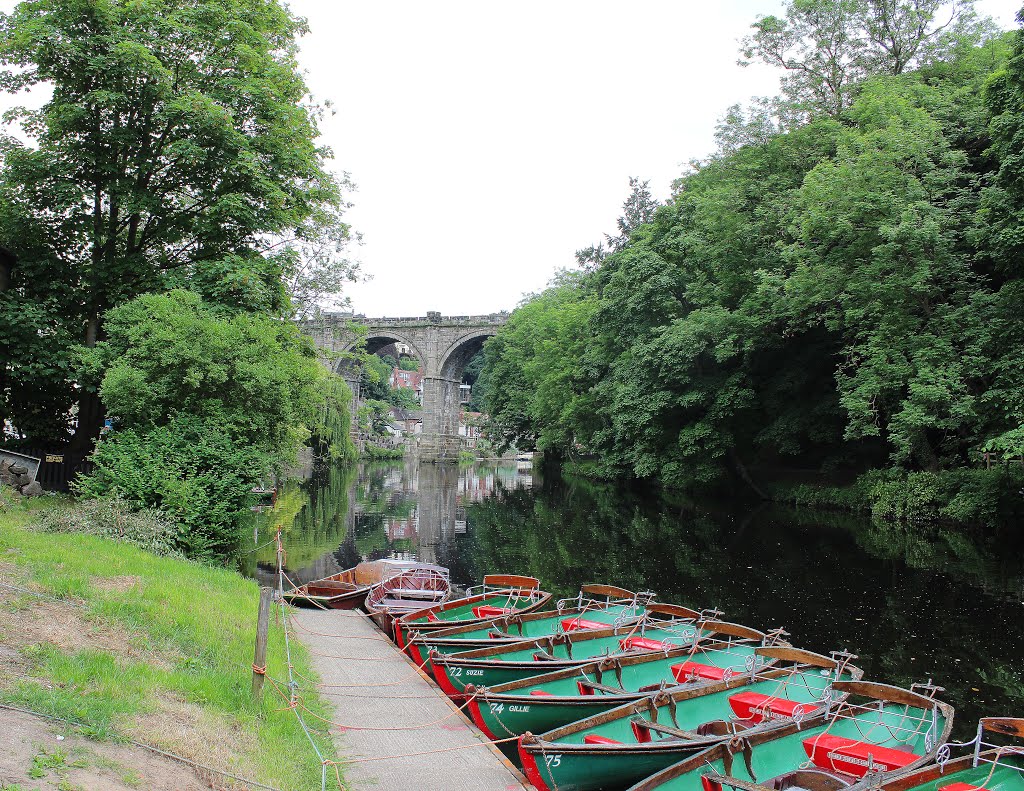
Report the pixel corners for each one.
[867,718,1023,791]
[512,648,861,791]
[467,643,832,740]
[430,604,721,698]
[393,574,554,650]
[282,558,432,610]
[402,584,653,673]
[365,563,451,637]
[619,681,953,791]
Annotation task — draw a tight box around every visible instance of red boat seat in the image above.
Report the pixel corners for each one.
[473,605,514,618]
[939,784,988,791]
[529,689,553,697]
[803,735,920,776]
[426,611,440,622]
[583,734,622,745]
[631,719,653,743]
[671,661,728,683]
[561,617,607,631]
[619,636,674,652]
[729,691,806,722]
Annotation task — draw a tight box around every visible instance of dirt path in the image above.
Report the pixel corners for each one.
[0,708,213,791]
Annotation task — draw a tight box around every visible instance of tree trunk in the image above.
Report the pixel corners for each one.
[0,246,13,292]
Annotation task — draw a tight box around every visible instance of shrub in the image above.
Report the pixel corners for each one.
[38,496,181,558]
[76,413,268,559]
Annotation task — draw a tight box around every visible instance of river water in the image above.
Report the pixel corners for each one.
[241,460,1024,739]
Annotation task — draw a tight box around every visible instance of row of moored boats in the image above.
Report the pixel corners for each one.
[285,569,1024,791]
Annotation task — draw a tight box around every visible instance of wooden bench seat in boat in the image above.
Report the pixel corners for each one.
[802,735,920,776]
[577,679,628,696]
[619,636,676,651]
[562,617,609,631]
[729,691,807,722]
[671,661,729,682]
[472,605,515,618]
[583,734,622,745]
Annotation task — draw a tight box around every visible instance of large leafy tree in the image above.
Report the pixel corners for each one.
[0,0,355,445]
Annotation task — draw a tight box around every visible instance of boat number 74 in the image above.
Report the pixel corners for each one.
[544,755,562,768]
[489,703,504,715]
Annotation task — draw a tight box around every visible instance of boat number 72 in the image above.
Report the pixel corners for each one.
[449,667,462,677]
[544,755,562,768]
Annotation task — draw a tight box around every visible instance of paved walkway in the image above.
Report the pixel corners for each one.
[292,608,530,791]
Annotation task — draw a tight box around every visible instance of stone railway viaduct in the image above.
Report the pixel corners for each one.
[300,311,508,461]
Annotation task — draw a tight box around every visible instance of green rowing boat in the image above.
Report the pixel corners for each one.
[468,644,841,740]
[431,603,713,698]
[617,681,953,791]
[432,606,761,696]
[514,648,860,791]
[393,574,552,650]
[868,718,1024,791]
[403,584,653,670]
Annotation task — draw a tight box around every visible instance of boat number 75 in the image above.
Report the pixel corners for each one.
[544,755,562,768]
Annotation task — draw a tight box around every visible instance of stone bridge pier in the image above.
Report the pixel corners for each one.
[301,311,507,462]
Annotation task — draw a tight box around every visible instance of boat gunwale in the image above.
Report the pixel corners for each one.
[434,618,763,667]
[515,649,859,753]
[471,646,848,713]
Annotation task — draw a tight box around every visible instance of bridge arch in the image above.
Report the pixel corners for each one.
[333,330,427,377]
[438,330,497,381]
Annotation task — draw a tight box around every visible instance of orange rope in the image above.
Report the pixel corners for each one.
[252,663,267,675]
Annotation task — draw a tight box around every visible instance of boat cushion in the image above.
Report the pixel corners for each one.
[939,784,987,791]
[729,691,806,723]
[582,734,622,745]
[473,605,514,618]
[671,661,728,682]
[529,689,553,697]
[803,735,920,776]
[619,636,674,652]
[561,617,607,631]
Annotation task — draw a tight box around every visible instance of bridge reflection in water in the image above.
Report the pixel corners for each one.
[248,460,534,592]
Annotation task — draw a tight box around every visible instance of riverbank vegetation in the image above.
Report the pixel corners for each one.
[0,492,337,789]
[0,0,358,560]
[483,2,1024,527]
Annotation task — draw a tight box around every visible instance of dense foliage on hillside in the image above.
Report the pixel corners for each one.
[0,0,357,557]
[484,3,1024,524]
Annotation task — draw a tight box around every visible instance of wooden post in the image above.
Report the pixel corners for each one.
[252,586,272,699]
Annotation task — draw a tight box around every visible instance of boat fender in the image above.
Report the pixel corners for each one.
[671,662,730,683]
[803,735,920,777]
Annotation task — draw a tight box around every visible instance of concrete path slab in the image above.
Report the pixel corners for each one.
[292,608,530,791]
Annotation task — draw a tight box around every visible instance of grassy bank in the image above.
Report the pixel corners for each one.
[0,494,338,790]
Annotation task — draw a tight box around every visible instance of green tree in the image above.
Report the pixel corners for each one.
[0,0,354,445]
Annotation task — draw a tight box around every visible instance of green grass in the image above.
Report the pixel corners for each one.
[0,495,340,790]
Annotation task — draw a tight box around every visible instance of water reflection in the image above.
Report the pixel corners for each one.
[242,460,1024,738]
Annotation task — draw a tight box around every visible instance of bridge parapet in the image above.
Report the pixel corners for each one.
[311,312,509,328]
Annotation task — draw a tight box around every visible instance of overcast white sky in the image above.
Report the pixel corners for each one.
[291,0,1022,317]
[1,1,1020,317]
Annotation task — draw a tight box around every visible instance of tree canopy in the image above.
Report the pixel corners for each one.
[483,7,1024,523]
